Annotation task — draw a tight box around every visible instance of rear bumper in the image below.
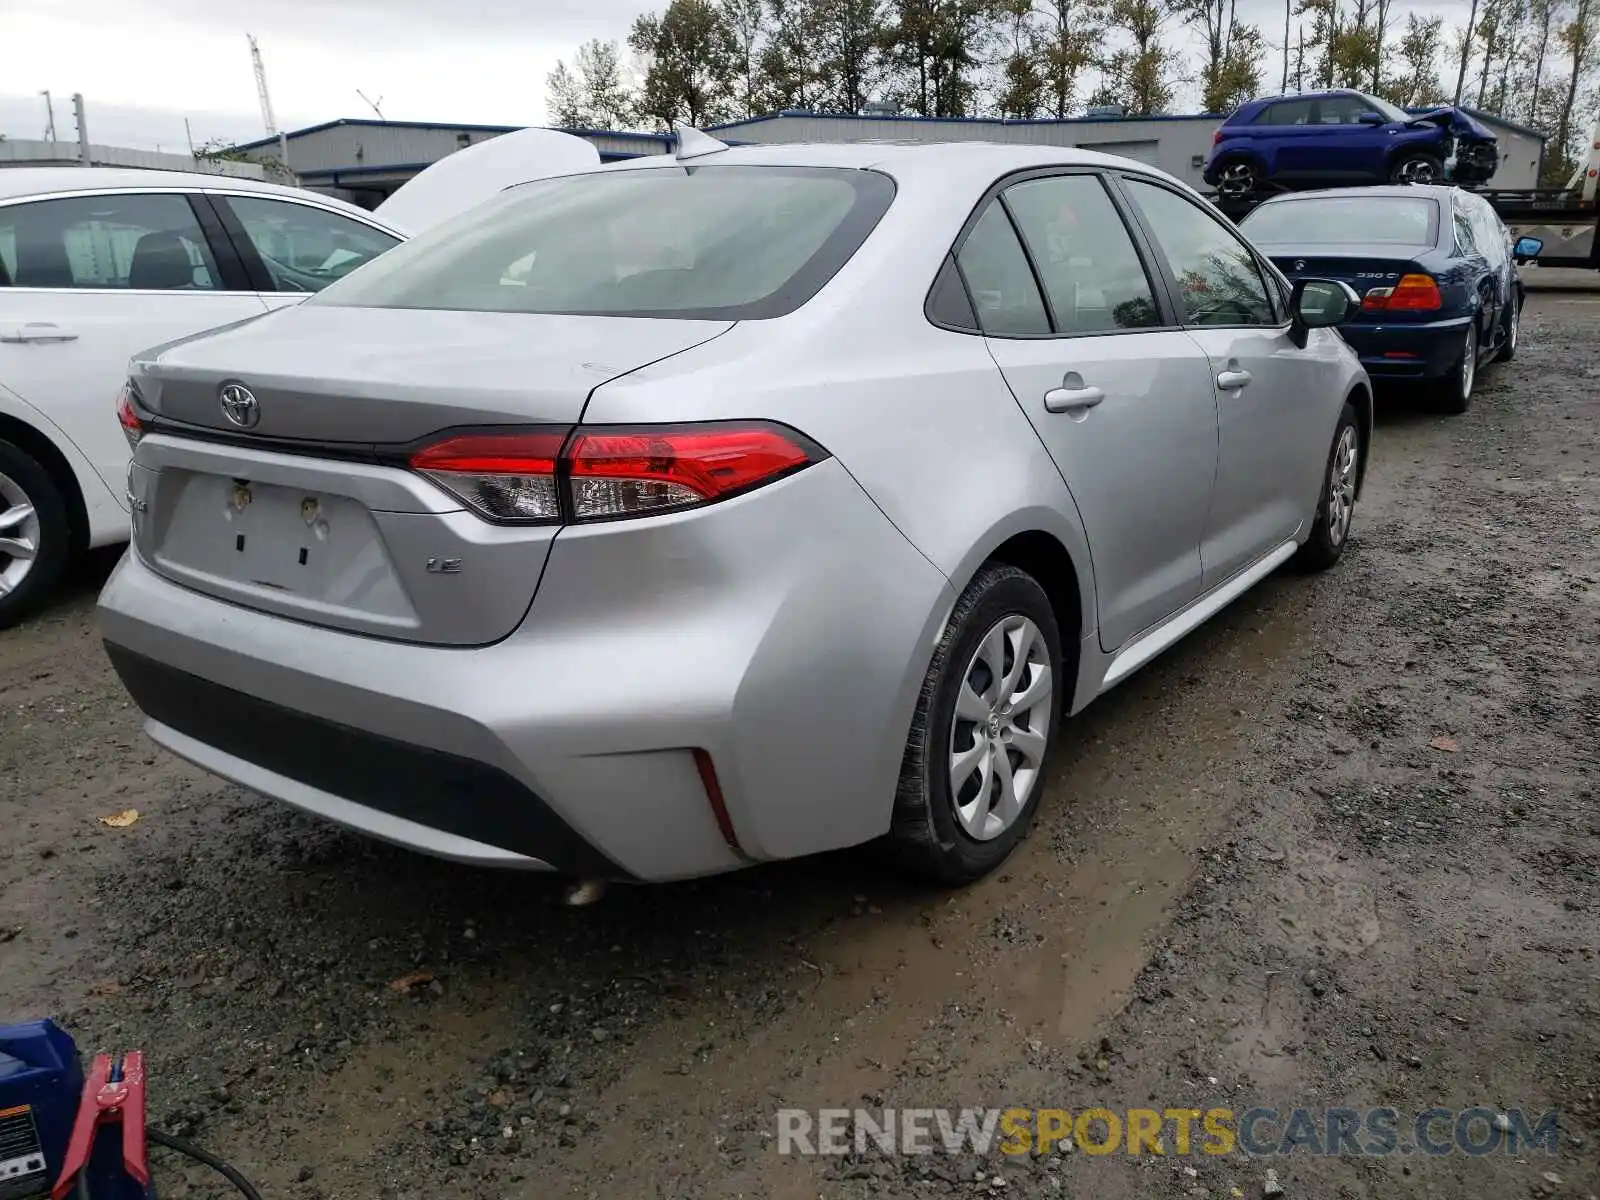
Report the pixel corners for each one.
[97,459,952,881]
[1339,316,1472,379]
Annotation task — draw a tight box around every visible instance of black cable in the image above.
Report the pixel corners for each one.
[147,1127,265,1200]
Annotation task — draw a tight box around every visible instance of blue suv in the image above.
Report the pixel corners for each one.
[1204,89,1499,195]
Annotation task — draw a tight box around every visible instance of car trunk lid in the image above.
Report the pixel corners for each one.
[128,305,732,646]
[1261,244,1435,323]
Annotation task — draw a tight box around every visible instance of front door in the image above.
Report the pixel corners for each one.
[0,191,267,503]
[1118,176,1336,588]
[956,171,1220,652]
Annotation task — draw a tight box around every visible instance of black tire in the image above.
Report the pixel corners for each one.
[1390,151,1444,185]
[1493,293,1520,363]
[0,439,71,629]
[888,563,1064,885]
[1435,322,1478,415]
[1292,402,1361,574]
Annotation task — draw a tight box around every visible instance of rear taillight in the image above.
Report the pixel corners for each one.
[407,422,824,525]
[116,383,143,449]
[566,426,815,522]
[1212,129,1224,144]
[411,431,565,523]
[1361,273,1442,312]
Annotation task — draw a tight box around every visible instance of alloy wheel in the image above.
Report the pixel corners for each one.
[0,470,41,599]
[1462,326,1476,398]
[1397,157,1438,184]
[1218,162,1258,195]
[948,614,1053,842]
[1326,426,1359,547]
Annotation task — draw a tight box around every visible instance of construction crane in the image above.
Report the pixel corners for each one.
[247,33,291,178]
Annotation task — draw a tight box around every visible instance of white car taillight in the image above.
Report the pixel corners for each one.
[407,423,823,525]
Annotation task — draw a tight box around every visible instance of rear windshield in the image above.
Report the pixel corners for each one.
[1241,196,1439,246]
[316,165,895,320]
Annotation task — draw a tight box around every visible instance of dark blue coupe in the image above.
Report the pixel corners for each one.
[1240,186,1537,413]
[1204,90,1500,195]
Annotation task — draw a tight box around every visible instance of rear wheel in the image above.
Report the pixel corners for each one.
[1493,294,1520,362]
[0,440,70,629]
[889,564,1062,884]
[1293,402,1360,573]
[1217,159,1264,195]
[1390,151,1444,185]
[1436,323,1477,414]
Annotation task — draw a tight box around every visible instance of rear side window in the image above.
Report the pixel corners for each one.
[318,165,894,320]
[954,202,1050,336]
[1124,179,1276,327]
[0,193,220,290]
[1003,174,1161,334]
[1258,100,1313,126]
[223,196,398,293]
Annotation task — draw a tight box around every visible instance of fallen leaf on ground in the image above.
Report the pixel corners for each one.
[98,809,141,827]
[388,971,436,993]
[1429,735,1460,753]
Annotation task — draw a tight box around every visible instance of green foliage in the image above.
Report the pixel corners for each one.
[630,0,742,129]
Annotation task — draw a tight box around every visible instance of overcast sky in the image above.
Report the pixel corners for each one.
[0,0,1470,153]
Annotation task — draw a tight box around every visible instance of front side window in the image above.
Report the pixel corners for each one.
[0,193,220,290]
[954,201,1051,336]
[224,197,399,293]
[1002,174,1161,334]
[318,166,895,320]
[1124,179,1276,327]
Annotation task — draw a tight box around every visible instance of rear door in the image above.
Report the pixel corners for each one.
[1263,97,1332,180]
[960,169,1219,652]
[0,190,267,505]
[1118,176,1336,587]
[208,193,403,312]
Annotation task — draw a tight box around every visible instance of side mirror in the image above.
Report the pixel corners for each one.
[1514,236,1543,258]
[1289,278,1361,346]
[1356,111,1385,126]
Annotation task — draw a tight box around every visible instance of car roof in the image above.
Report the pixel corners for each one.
[1255,184,1459,204]
[599,139,1184,188]
[0,168,399,227]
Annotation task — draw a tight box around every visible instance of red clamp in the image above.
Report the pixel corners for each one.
[51,1051,149,1199]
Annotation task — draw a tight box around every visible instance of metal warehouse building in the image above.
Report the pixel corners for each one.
[234,107,1547,209]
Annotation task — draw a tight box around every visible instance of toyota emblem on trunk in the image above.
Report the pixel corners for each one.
[219,383,261,429]
[1294,259,1306,272]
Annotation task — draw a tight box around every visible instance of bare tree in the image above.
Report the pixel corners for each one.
[1454,0,1482,102]
[721,0,766,117]
[1553,0,1597,173]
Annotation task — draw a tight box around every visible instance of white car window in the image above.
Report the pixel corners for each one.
[0,193,220,290]
[224,196,398,294]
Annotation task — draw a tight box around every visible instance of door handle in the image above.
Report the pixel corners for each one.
[1043,372,1105,414]
[0,322,79,343]
[1216,368,1252,391]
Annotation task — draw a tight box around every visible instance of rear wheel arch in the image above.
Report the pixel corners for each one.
[0,411,88,552]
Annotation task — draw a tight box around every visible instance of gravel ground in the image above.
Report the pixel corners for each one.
[3,291,1598,1200]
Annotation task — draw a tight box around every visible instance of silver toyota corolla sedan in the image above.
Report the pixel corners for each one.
[97,139,1370,885]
